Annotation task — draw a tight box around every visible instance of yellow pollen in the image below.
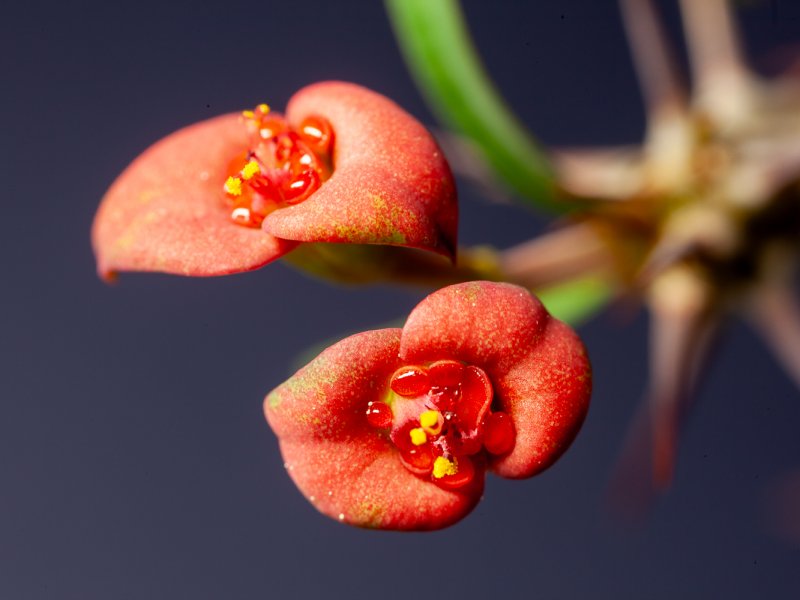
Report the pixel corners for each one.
[241,160,260,180]
[241,110,255,119]
[432,456,458,479]
[257,103,270,114]
[419,410,439,431]
[409,428,427,446]
[224,176,242,196]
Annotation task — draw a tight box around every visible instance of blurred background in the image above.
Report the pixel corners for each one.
[2,0,799,597]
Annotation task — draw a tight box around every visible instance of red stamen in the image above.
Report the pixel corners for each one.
[249,175,281,204]
[386,360,510,488]
[390,366,431,397]
[274,131,301,164]
[224,109,334,227]
[483,411,516,455]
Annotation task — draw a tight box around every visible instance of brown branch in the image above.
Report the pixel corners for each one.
[500,222,615,289]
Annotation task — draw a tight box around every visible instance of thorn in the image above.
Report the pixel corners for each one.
[500,222,615,289]
[552,146,644,199]
[618,0,687,122]
[648,267,718,488]
[747,278,800,390]
[607,266,720,516]
[678,0,755,126]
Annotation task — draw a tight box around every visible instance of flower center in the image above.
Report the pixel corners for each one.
[365,360,516,490]
[223,103,334,228]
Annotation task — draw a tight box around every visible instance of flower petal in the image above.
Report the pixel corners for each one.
[263,81,458,260]
[399,281,550,369]
[276,438,482,530]
[400,281,591,479]
[490,318,591,478]
[265,328,481,530]
[92,114,295,279]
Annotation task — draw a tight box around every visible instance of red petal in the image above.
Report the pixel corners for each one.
[399,281,550,369]
[400,281,591,479]
[491,318,591,478]
[92,114,295,278]
[265,329,401,441]
[277,438,481,530]
[264,328,483,530]
[263,82,458,261]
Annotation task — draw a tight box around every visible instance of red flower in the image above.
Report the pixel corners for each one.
[265,281,591,530]
[92,81,457,279]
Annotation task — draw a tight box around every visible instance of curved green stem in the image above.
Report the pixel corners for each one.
[385,0,566,212]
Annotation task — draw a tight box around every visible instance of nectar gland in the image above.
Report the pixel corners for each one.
[223,102,335,228]
[365,359,517,490]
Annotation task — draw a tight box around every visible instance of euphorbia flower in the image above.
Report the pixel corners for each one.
[265,281,591,530]
[92,81,457,279]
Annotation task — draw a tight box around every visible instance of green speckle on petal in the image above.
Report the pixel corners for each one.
[387,230,407,244]
[267,390,282,409]
[355,500,386,529]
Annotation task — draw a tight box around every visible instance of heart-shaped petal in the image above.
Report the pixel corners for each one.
[92,115,294,279]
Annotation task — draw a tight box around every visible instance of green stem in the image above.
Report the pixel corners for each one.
[283,241,612,326]
[385,0,566,212]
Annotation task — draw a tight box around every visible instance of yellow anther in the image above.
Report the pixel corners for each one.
[409,428,427,446]
[224,176,243,196]
[241,110,255,119]
[419,410,442,435]
[419,410,438,428]
[432,456,458,479]
[241,160,260,180]
[257,103,270,114]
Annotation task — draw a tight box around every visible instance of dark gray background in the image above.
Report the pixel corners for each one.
[2,1,799,598]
